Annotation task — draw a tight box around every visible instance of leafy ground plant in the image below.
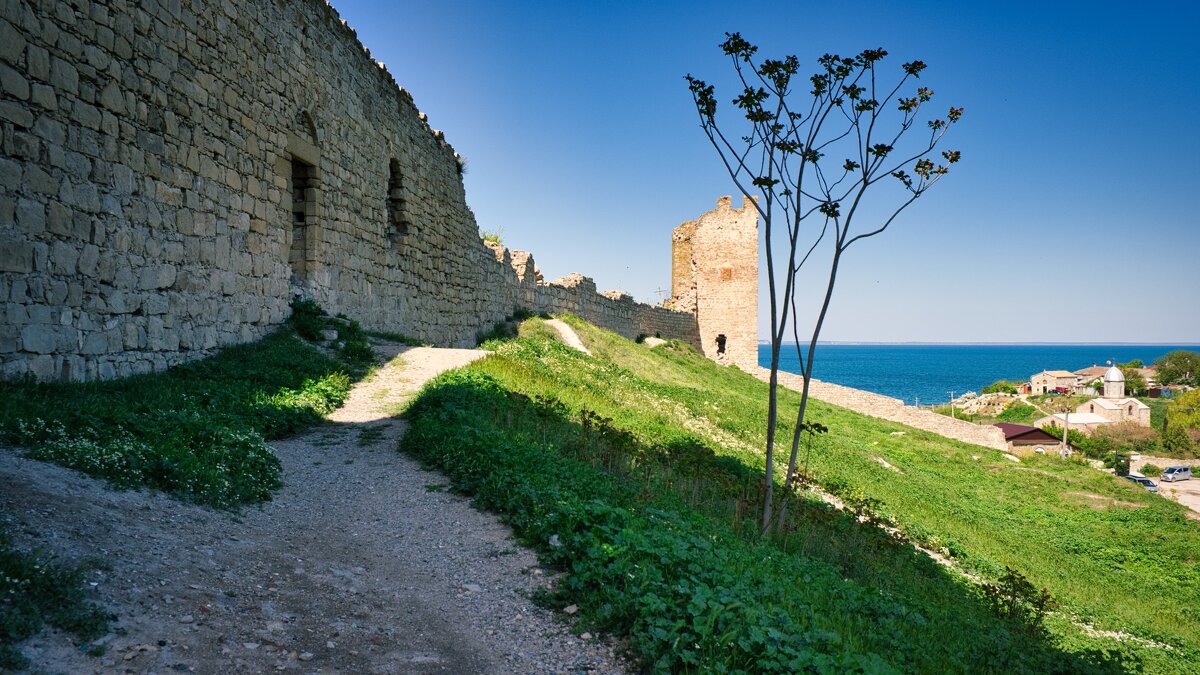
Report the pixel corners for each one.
[0,528,109,670]
[402,318,1182,672]
[0,320,363,508]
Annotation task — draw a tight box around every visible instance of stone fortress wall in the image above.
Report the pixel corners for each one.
[0,0,704,381]
[765,370,1008,450]
[478,243,701,348]
[0,0,1001,455]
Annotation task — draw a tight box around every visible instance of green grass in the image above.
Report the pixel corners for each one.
[1142,397,1170,432]
[934,402,1039,426]
[996,402,1039,424]
[0,528,109,669]
[0,328,363,508]
[403,316,1197,672]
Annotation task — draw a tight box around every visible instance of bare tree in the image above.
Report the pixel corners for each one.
[686,35,963,532]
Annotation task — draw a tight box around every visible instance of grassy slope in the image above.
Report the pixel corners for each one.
[561,317,1199,654]
[0,329,360,508]
[403,317,1200,672]
[1,318,367,663]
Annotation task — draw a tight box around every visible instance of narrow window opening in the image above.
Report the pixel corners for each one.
[388,159,412,249]
[289,157,314,282]
[716,334,727,355]
[719,266,734,281]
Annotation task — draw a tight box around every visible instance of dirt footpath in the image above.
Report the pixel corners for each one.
[1,345,629,674]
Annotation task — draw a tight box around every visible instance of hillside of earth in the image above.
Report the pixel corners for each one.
[0,305,627,673]
[2,307,1198,673]
[401,315,1200,673]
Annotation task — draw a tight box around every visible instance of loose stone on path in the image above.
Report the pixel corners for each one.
[0,343,630,673]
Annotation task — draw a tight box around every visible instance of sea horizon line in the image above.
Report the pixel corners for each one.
[758,341,1200,347]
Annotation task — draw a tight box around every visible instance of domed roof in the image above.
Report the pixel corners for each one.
[1104,364,1125,382]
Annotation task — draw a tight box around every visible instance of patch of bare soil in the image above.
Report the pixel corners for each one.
[545,320,591,355]
[1064,491,1146,510]
[871,456,902,473]
[1,344,629,673]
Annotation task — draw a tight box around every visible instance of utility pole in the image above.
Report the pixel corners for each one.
[1059,399,1072,458]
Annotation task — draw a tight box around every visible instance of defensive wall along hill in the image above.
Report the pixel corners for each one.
[761,369,1009,450]
[0,0,769,382]
[0,0,1002,454]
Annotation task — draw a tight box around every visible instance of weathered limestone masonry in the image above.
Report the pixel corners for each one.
[479,243,701,347]
[0,0,700,381]
[666,196,758,369]
[762,369,1008,450]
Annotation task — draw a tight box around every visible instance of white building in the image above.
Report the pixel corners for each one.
[1035,365,1150,434]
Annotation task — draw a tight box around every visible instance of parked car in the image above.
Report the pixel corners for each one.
[1123,475,1158,492]
[1161,466,1193,482]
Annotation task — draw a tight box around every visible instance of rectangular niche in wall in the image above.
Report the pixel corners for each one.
[388,159,412,251]
[289,157,315,282]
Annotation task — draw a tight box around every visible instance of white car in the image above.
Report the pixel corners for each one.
[1161,466,1193,482]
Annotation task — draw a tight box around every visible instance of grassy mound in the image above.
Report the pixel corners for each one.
[0,320,364,508]
[404,316,1198,672]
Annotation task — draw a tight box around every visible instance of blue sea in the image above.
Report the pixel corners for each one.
[760,344,1200,406]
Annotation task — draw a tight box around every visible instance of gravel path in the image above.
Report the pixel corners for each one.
[1,344,631,674]
[544,320,590,355]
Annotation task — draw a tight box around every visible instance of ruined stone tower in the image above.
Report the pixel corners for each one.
[667,196,759,369]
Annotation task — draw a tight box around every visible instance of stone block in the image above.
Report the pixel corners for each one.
[0,62,28,100]
[81,331,108,355]
[77,244,99,276]
[106,290,140,314]
[0,21,23,65]
[50,240,79,274]
[0,324,17,353]
[138,264,177,290]
[144,293,168,315]
[74,101,101,130]
[0,157,19,189]
[30,83,57,110]
[25,44,49,80]
[99,80,124,113]
[21,324,58,354]
[0,100,33,127]
[29,355,56,381]
[0,237,33,272]
[50,56,79,93]
[46,200,71,235]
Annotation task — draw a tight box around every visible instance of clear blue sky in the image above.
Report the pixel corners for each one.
[331,0,1199,343]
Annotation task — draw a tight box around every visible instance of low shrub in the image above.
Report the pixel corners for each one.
[998,402,1038,423]
[0,330,355,508]
[403,351,1130,673]
[288,300,375,367]
[983,380,1022,395]
[1141,464,1162,477]
[0,529,109,669]
[289,298,328,342]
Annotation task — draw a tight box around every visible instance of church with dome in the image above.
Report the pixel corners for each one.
[1035,364,1151,434]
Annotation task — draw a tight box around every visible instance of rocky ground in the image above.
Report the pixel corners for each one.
[1,344,631,674]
